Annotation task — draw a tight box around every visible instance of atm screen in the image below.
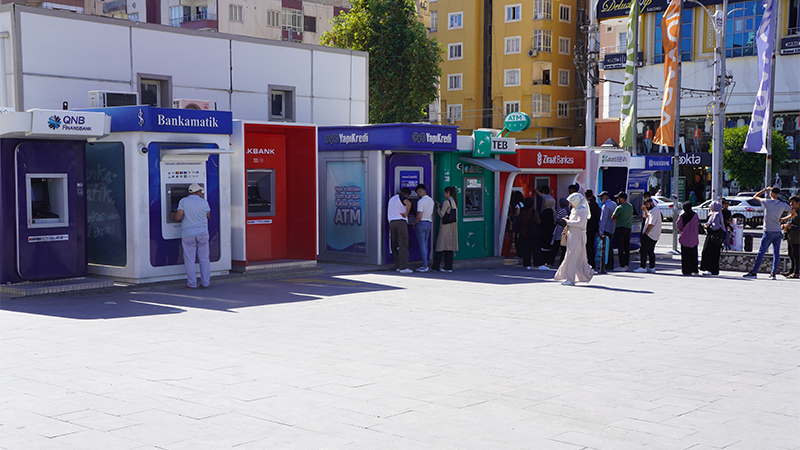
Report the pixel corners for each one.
[30,178,58,219]
[166,183,203,223]
[463,177,483,216]
[247,169,274,216]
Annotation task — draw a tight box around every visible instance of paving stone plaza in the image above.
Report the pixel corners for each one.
[1,260,798,449]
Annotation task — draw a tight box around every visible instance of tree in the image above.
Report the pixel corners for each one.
[722,126,789,190]
[321,0,442,124]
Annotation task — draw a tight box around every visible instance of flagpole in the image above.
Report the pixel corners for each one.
[711,0,727,201]
[632,0,639,157]
[671,0,683,254]
[764,2,777,188]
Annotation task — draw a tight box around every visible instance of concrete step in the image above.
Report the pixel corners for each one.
[0,277,115,298]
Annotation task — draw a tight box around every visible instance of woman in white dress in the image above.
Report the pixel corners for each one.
[554,193,595,286]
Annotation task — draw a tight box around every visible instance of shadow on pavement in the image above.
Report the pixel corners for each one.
[0,276,400,320]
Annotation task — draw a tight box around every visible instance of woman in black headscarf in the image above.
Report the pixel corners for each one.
[675,201,700,275]
[700,201,725,276]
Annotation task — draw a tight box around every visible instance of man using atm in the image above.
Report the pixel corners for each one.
[172,183,211,289]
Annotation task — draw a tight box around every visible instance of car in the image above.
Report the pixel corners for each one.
[691,197,764,228]
[651,195,676,221]
[736,191,790,203]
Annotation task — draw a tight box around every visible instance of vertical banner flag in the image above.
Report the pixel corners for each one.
[619,0,638,148]
[652,0,680,148]
[743,0,776,154]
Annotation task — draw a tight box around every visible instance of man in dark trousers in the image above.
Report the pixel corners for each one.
[584,189,602,269]
[387,187,413,274]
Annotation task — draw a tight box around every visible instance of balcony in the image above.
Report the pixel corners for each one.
[282,29,303,42]
[102,0,126,14]
[172,13,218,31]
[532,79,551,86]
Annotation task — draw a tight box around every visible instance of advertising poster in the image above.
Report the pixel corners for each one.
[326,161,367,253]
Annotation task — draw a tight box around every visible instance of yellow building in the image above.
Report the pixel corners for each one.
[430,0,583,143]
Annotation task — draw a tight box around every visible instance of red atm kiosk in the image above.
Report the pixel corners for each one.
[230,121,317,271]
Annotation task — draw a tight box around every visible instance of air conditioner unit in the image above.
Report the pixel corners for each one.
[528,49,538,57]
[173,99,212,110]
[89,90,139,107]
[447,118,456,124]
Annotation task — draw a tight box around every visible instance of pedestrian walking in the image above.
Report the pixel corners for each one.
[413,184,434,273]
[550,198,569,267]
[516,197,544,269]
[597,191,617,270]
[538,197,556,271]
[700,201,725,276]
[743,187,797,279]
[780,196,800,278]
[634,197,662,273]
[172,183,211,289]
[585,189,602,269]
[554,193,594,286]
[388,187,413,274]
[432,186,459,273]
[676,201,700,275]
[612,192,633,272]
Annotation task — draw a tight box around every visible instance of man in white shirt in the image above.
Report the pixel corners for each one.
[172,183,211,288]
[388,187,412,273]
[413,184,435,272]
[634,198,662,273]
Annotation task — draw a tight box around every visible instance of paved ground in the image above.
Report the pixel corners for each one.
[1,260,798,450]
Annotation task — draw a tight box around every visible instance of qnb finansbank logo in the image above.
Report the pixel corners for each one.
[411,132,453,144]
[324,132,369,145]
[48,114,93,132]
[537,152,574,166]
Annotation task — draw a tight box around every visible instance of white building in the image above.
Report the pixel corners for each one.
[0,4,368,124]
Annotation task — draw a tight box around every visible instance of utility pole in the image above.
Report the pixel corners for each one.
[710,0,727,201]
[585,1,598,147]
[631,6,638,157]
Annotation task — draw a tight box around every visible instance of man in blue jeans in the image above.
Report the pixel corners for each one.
[744,187,797,279]
[413,184,434,272]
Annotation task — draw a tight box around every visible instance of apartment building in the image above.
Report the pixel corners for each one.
[430,0,584,143]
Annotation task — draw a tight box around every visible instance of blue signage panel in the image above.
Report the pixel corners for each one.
[645,156,672,170]
[318,124,458,152]
[326,160,367,253]
[83,106,233,135]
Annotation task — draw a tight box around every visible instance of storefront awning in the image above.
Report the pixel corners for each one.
[459,157,520,172]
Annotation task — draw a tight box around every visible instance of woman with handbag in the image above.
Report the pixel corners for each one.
[432,186,459,273]
[676,201,700,275]
[700,201,725,276]
[554,193,594,286]
[549,198,569,267]
[781,196,800,278]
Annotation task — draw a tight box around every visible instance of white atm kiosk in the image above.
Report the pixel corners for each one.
[84,106,234,284]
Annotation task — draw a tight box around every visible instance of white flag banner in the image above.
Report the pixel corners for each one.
[743,0,775,154]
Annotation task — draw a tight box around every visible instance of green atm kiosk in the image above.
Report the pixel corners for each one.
[433,124,521,261]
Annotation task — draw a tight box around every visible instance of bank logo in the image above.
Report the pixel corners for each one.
[48,115,61,130]
[324,133,369,145]
[411,132,453,144]
[537,152,542,166]
[138,109,145,127]
[538,152,575,166]
[411,132,426,143]
[324,134,340,145]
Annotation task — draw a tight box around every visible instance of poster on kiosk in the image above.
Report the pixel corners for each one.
[0,109,111,284]
[84,106,233,284]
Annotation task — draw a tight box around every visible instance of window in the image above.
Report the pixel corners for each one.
[558,101,569,118]
[304,15,316,32]
[789,0,799,35]
[196,5,209,20]
[267,10,280,27]
[559,4,571,22]
[505,36,521,54]
[269,85,295,121]
[229,4,243,22]
[725,1,764,57]
[654,9,693,62]
[448,12,463,29]
[534,0,552,20]
[533,29,552,52]
[170,5,190,26]
[504,101,520,116]
[506,4,521,22]
[559,37,570,55]
[447,74,462,90]
[504,69,521,86]
[128,13,139,21]
[282,8,303,32]
[531,94,551,117]
[448,43,463,60]
[558,69,569,86]
[620,31,627,51]
[430,10,437,32]
[139,75,173,108]
[448,104,462,122]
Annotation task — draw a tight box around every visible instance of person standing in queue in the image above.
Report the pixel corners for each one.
[597,191,617,271]
[634,197,662,273]
[611,192,633,272]
[676,201,700,275]
[700,201,725,276]
[413,184,434,273]
[432,186,459,273]
[584,189,601,269]
[172,183,211,289]
[781,196,800,278]
[388,187,413,274]
[538,197,556,271]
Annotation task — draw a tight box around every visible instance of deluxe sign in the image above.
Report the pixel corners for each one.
[597,0,722,19]
[29,109,107,137]
[504,112,531,133]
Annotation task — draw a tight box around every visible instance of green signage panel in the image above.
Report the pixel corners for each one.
[503,112,531,132]
[472,130,492,157]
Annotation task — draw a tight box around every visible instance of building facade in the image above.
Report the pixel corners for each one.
[430,0,584,144]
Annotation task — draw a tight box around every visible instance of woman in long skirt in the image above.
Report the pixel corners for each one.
[700,201,724,276]
[676,201,699,275]
[554,193,594,286]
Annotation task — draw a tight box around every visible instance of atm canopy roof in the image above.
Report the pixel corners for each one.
[83,106,233,135]
[318,124,459,152]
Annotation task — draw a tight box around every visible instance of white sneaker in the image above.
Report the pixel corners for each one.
[397,268,413,274]
[646,268,656,273]
[702,271,714,276]
[633,267,648,273]
[613,266,628,272]
[561,280,575,286]
[537,265,550,270]
[445,269,453,273]
[524,266,532,270]
[416,266,429,273]
[439,268,446,273]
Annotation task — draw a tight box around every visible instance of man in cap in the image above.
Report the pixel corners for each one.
[172,183,211,288]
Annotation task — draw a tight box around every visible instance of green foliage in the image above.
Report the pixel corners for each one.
[321,0,443,124]
[722,126,789,190]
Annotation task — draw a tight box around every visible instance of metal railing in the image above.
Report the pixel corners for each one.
[170,13,217,27]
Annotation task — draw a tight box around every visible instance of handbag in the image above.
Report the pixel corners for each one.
[561,226,568,246]
[441,200,457,224]
[708,228,726,246]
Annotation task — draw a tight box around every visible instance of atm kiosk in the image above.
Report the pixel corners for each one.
[84,106,233,283]
[0,109,110,284]
[578,149,631,197]
[230,121,317,271]
[317,124,458,265]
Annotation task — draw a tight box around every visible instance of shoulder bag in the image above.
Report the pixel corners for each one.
[442,200,457,224]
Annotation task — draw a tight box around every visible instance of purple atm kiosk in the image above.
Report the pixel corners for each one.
[0,109,110,284]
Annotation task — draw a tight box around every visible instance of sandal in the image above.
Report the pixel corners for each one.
[787,273,799,279]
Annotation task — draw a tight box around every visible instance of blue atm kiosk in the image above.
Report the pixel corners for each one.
[0,109,110,284]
